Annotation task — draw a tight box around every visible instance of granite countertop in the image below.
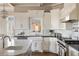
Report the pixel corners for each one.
[14,35,56,39]
[14,35,55,37]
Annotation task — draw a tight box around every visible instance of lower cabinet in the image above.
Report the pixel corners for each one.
[43,38,50,52]
[49,37,58,54]
[28,37,43,52]
[0,37,3,48]
[14,39,29,50]
[68,46,78,56]
[14,37,58,54]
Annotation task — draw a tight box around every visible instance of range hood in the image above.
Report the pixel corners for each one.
[62,19,78,23]
[62,6,78,23]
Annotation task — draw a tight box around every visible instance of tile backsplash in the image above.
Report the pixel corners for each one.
[54,29,79,40]
[54,29,72,38]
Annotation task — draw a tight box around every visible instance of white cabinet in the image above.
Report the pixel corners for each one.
[43,38,50,52]
[69,46,78,56]
[14,39,29,51]
[14,38,32,54]
[49,37,58,54]
[0,37,3,48]
[28,37,43,52]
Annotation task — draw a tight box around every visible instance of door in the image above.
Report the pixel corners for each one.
[49,37,58,53]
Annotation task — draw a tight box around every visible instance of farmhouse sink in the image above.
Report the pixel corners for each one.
[5,46,23,50]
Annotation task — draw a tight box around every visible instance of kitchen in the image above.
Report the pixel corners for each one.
[0,3,79,56]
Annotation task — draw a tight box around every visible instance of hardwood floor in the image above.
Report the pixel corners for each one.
[16,52,58,56]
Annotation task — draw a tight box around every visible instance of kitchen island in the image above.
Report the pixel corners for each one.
[0,39,32,56]
[0,34,59,56]
[14,35,59,54]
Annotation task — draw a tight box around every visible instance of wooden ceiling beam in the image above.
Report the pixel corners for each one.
[8,3,15,8]
[12,3,63,12]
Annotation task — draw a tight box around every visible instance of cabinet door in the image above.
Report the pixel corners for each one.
[49,38,58,53]
[69,46,78,56]
[43,38,50,52]
[0,37,3,48]
[14,39,29,50]
[30,37,43,52]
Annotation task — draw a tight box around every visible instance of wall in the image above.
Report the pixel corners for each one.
[14,13,29,35]
[0,17,6,35]
[50,9,61,29]
[43,12,51,34]
[14,10,44,35]
[0,10,53,35]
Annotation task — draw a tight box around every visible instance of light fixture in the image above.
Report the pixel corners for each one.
[0,3,8,19]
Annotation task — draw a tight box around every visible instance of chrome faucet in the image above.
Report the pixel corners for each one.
[2,36,11,41]
[2,36,11,48]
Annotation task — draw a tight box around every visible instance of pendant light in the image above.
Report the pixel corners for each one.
[0,3,8,19]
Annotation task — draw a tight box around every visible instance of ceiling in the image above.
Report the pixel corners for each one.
[0,3,64,12]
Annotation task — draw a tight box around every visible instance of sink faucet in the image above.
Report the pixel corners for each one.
[2,36,11,48]
[2,36,11,41]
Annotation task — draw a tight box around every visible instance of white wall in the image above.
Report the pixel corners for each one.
[14,13,29,35]
[0,17,6,35]
[50,9,61,29]
[43,12,51,34]
[0,10,51,35]
[14,10,44,35]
